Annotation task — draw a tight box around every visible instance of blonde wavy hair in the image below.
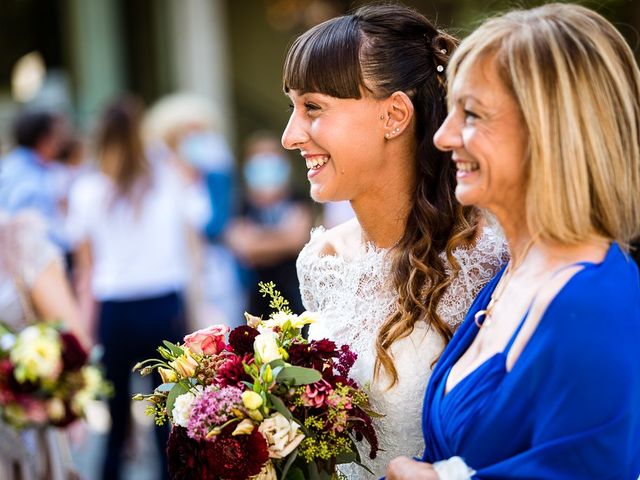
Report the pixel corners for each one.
[448,3,640,246]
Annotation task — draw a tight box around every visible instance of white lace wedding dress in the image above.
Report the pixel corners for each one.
[297,223,508,479]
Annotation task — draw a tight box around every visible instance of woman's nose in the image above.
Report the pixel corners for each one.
[433,112,462,152]
[281,112,309,150]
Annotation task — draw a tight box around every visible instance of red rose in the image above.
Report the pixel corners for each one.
[184,325,230,356]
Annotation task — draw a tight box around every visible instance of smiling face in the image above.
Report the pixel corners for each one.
[281,89,388,203]
[434,56,528,217]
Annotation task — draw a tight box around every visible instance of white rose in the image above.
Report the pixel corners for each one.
[171,387,202,428]
[253,332,282,364]
[258,412,305,459]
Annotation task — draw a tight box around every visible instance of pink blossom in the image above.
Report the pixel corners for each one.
[300,379,333,408]
[184,324,230,356]
[187,386,243,441]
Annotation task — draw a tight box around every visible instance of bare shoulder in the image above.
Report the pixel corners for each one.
[306,217,361,258]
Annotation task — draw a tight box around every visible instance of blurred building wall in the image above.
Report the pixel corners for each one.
[0,0,638,156]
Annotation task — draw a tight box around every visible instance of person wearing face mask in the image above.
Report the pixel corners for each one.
[226,132,312,318]
[143,93,242,328]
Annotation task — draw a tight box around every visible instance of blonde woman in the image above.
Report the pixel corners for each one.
[283,4,508,478]
[387,4,640,479]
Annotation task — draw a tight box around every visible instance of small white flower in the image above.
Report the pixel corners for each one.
[172,387,202,428]
[258,412,305,459]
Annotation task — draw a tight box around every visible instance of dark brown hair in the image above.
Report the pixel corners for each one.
[95,96,151,207]
[283,3,479,387]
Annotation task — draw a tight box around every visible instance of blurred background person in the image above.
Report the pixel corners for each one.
[226,132,312,318]
[0,210,89,479]
[66,96,209,480]
[0,109,72,260]
[143,92,243,328]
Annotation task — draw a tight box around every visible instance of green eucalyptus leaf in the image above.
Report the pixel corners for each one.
[280,449,298,479]
[269,358,286,368]
[267,393,294,421]
[335,450,356,465]
[277,366,322,385]
[162,341,184,357]
[165,383,188,417]
[155,382,175,393]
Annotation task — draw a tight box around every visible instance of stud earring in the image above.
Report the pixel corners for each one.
[384,132,391,139]
[379,114,385,120]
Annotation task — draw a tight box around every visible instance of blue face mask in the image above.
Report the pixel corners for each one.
[178,131,233,172]
[243,154,291,191]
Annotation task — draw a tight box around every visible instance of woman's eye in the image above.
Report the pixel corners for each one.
[304,102,320,112]
[287,103,295,113]
[463,109,479,123]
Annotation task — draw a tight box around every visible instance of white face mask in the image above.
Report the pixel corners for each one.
[243,154,291,192]
[178,131,232,172]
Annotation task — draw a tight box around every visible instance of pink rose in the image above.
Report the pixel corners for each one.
[183,324,230,355]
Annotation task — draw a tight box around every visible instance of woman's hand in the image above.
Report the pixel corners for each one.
[387,456,440,480]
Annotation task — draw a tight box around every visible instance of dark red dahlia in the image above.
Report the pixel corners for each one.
[166,426,206,479]
[288,339,338,372]
[206,424,269,479]
[228,326,259,355]
[60,332,89,371]
[214,354,253,388]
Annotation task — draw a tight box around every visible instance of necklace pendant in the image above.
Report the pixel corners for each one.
[474,309,489,328]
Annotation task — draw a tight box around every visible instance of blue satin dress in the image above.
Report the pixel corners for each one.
[421,243,640,479]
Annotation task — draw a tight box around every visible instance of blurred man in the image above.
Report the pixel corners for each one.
[0,109,69,250]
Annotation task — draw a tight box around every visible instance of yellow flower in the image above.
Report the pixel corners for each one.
[159,367,178,384]
[232,418,255,436]
[169,350,198,378]
[242,391,263,410]
[252,461,277,480]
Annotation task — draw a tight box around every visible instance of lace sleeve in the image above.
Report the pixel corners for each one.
[438,222,509,328]
[5,212,62,287]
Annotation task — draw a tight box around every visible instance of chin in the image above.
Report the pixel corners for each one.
[455,185,482,207]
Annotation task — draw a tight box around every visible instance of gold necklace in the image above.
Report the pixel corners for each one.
[474,239,534,329]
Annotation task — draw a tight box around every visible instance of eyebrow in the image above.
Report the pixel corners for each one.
[456,94,486,108]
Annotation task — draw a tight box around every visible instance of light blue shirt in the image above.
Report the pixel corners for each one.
[0,146,67,250]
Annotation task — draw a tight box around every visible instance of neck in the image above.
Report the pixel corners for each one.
[351,166,415,249]
[492,207,532,265]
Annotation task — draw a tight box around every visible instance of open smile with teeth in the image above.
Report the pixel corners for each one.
[305,155,330,170]
[456,161,480,173]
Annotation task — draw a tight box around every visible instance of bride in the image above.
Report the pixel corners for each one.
[282,4,508,478]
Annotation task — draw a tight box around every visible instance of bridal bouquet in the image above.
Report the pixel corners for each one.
[0,322,110,428]
[134,282,378,480]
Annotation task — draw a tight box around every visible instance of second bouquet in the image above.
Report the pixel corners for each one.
[133,282,378,480]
